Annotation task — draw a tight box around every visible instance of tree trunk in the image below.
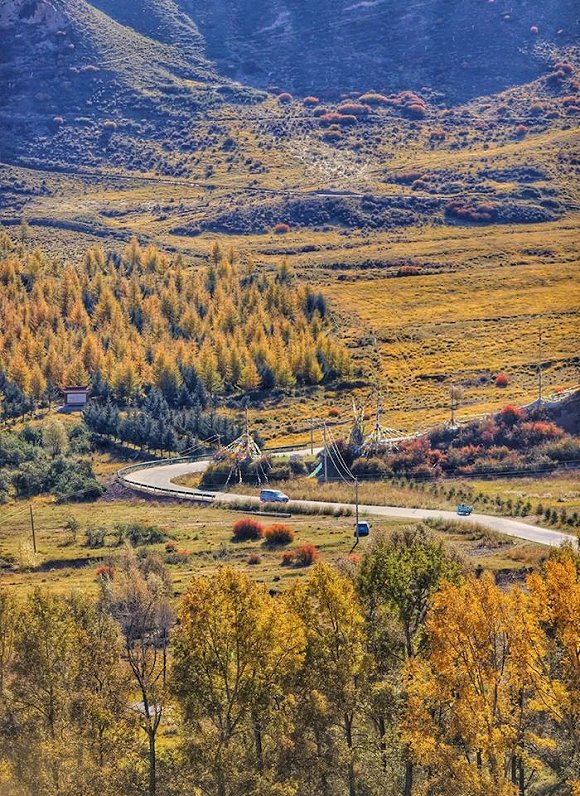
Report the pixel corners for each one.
[148,730,156,796]
[518,758,525,796]
[404,759,413,796]
[254,719,264,773]
[378,714,388,772]
[344,713,356,796]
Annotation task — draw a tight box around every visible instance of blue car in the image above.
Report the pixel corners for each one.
[353,521,370,537]
[260,488,289,503]
[457,503,473,516]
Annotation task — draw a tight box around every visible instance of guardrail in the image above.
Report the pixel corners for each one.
[117,451,211,479]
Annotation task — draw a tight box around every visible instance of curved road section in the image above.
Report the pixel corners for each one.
[120,458,577,548]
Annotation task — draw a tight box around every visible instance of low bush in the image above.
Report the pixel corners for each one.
[232,518,264,541]
[95,563,114,579]
[338,102,371,116]
[274,222,290,234]
[280,551,295,566]
[277,93,293,104]
[293,544,319,567]
[116,522,167,546]
[247,553,261,565]
[495,373,509,387]
[264,523,294,545]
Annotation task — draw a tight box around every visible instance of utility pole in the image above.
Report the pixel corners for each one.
[351,478,360,552]
[537,325,543,402]
[322,423,328,483]
[29,504,37,553]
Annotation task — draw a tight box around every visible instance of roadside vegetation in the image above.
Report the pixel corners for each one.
[0,533,577,796]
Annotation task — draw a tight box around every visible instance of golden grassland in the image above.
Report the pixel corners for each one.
[0,490,553,600]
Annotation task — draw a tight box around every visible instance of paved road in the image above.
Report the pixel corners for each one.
[120,458,577,548]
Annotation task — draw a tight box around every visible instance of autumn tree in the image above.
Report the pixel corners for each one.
[100,547,173,796]
[403,571,572,796]
[41,417,69,456]
[288,562,368,796]
[172,567,305,796]
[0,590,135,796]
[357,526,464,795]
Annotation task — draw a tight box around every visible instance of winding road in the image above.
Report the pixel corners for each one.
[119,454,577,549]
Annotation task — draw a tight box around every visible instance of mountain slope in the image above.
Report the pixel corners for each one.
[183,0,579,101]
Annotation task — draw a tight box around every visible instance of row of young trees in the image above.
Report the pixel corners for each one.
[0,531,578,796]
[83,390,245,456]
[0,231,351,403]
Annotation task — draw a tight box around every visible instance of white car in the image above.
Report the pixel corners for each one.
[259,488,289,503]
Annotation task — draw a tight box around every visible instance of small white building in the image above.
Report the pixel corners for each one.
[62,386,90,409]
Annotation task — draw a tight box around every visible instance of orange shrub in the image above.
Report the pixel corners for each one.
[277,92,293,104]
[319,112,357,127]
[264,523,294,545]
[338,102,371,116]
[515,124,528,137]
[398,264,421,276]
[405,102,426,118]
[294,544,319,567]
[303,96,320,105]
[95,563,114,579]
[274,222,290,234]
[328,407,340,417]
[165,540,177,552]
[495,373,509,388]
[52,116,64,125]
[280,551,295,566]
[232,518,264,541]
[358,92,391,105]
[103,120,117,130]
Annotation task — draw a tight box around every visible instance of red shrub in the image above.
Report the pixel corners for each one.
[294,544,319,567]
[338,102,371,116]
[495,373,509,388]
[429,128,446,141]
[319,112,357,127]
[247,553,261,565]
[274,222,290,234]
[498,405,524,427]
[328,407,340,417]
[358,92,390,105]
[95,564,114,579]
[515,124,528,137]
[405,102,426,118]
[232,518,264,541]
[280,551,295,566]
[397,264,421,276]
[554,62,573,75]
[52,115,64,126]
[303,96,320,105]
[277,92,293,104]
[264,523,294,545]
[165,540,177,552]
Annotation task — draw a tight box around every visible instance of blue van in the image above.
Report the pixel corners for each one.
[259,488,289,503]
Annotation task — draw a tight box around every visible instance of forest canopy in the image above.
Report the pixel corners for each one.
[0,231,351,404]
